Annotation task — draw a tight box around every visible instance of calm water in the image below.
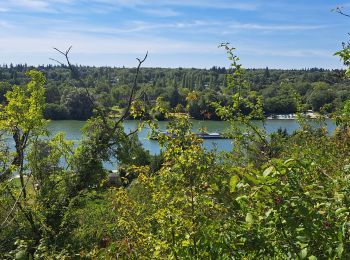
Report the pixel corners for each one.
[5,119,333,172]
[47,119,336,158]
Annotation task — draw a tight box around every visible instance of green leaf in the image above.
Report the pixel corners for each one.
[245,213,254,226]
[300,248,308,259]
[337,243,344,257]
[284,158,295,166]
[335,207,348,216]
[263,166,274,177]
[182,239,191,247]
[229,175,239,193]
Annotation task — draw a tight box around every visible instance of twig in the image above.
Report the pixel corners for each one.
[49,58,65,66]
[334,6,350,18]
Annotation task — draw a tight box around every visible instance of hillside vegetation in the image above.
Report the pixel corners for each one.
[0,44,350,258]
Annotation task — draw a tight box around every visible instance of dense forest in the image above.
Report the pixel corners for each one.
[0,64,347,120]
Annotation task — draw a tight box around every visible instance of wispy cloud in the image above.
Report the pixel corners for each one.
[240,47,332,58]
[46,20,214,35]
[90,0,259,10]
[0,0,259,13]
[0,33,217,56]
[229,23,328,31]
[163,0,259,10]
[0,0,53,12]
[0,20,14,29]
[0,0,344,68]
[11,0,49,10]
[142,8,180,17]
[74,20,326,36]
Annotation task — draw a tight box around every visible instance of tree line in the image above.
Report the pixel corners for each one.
[0,64,347,120]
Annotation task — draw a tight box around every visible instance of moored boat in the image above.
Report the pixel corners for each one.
[150,132,229,140]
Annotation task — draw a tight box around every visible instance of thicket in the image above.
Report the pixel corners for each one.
[0,41,349,259]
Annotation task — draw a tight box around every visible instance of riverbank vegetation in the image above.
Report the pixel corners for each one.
[0,64,347,120]
[0,41,350,258]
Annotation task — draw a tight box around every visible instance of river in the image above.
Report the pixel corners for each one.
[47,119,336,162]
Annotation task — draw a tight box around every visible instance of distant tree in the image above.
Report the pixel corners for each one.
[61,89,93,120]
[44,103,69,120]
[307,82,335,111]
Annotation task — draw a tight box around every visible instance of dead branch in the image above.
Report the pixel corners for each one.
[50,46,110,128]
[113,51,148,131]
[49,58,65,66]
[333,6,350,18]
[50,46,148,144]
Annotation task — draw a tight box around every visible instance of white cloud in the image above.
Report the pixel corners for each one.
[43,20,214,35]
[238,46,332,58]
[76,20,325,35]
[0,0,78,13]
[0,20,14,28]
[12,0,49,10]
[0,0,53,12]
[229,23,328,31]
[163,0,259,10]
[142,8,180,17]
[0,0,259,13]
[89,0,258,10]
[0,33,218,56]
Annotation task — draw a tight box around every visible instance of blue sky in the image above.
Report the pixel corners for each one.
[0,0,349,68]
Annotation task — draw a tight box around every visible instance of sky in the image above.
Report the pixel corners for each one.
[0,0,349,69]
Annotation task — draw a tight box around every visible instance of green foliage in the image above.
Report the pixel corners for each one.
[2,45,350,259]
[0,67,155,258]
[61,88,93,120]
[43,45,349,259]
[0,64,347,121]
[0,69,46,134]
[335,42,350,76]
[213,43,264,122]
[44,103,69,120]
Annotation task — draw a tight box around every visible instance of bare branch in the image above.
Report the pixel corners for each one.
[52,46,73,66]
[49,58,65,66]
[333,6,350,18]
[51,46,111,128]
[114,51,148,129]
[136,51,148,63]
[50,46,149,144]
[66,45,72,55]
[53,47,66,56]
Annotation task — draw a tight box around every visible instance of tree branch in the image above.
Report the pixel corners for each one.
[1,176,31,228]
[49,58,65,66]
[50,46,110,128]
[113,51,148,130]
[50,46,148,153]
[333,6,350,18]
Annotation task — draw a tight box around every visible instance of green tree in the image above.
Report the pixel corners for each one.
[0,70,46,255]
[61,88,94,120]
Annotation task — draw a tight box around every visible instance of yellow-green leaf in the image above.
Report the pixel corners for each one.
[229,175,239,193]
